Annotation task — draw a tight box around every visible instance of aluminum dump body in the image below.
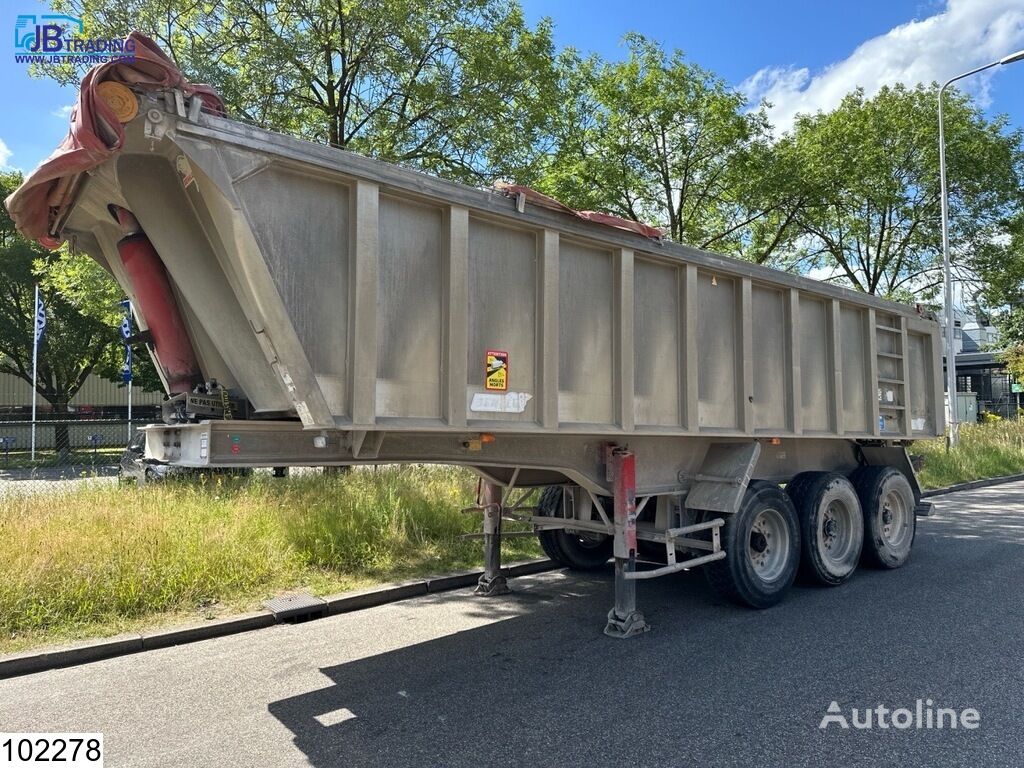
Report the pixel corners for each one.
[54,94,943,441]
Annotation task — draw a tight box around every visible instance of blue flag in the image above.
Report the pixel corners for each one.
[120,301,133,383]
[34,292,46,343]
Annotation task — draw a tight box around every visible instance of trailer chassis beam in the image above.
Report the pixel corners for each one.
[604,448,650,638]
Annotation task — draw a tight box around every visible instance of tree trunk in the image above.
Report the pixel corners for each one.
[52,400,72,461]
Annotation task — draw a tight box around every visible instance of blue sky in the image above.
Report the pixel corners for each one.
[2,0,1024,171]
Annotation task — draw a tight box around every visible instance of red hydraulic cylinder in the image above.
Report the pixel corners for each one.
[113,207,200,394]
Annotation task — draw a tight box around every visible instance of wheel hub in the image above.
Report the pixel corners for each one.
[747,507,788,582]
[750,531,768,553]
[815,497,862,575]
[878,489,912,553]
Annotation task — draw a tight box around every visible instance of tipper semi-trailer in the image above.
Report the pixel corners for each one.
[7,37,944,636]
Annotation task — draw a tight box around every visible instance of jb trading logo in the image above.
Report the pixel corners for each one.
[13,14,134,64]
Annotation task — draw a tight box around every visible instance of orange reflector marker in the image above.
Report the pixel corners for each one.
[768,437,782,446]
[96,81,139,123]
[480,433,496,444]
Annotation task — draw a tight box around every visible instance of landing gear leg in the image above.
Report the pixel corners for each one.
[475,481,510,596]
[604,449,650,638]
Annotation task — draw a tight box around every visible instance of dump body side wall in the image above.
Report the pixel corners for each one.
[65,106,944,441]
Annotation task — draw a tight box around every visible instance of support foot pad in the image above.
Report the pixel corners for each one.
[474,574,510,597]
[604,608,650,638]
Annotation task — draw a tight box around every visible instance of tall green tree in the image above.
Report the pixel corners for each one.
[44,0,560,183]
[531,35,800,259]
[39,247,162,394]
[768,84,1024,299]
[0,173,110,451]
[974,212,1024,380]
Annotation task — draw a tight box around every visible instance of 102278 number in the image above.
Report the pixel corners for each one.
[1,734,103,767]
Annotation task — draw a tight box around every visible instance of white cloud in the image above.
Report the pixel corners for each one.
[740,0,1024,134]
[52,104,74,120]
[0,137,11,169]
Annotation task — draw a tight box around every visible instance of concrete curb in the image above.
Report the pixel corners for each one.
[325,581,428,614]
[0,559,558,681]
[921,472,1024,498]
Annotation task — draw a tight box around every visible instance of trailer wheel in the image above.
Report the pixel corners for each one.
[536,486,569,564]
[703,480,800,609]
[786,472,863,586]
[536,486,613,570]
[850,466,916,569]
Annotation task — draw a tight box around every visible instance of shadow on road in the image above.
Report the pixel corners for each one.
[268,496,1024,768]
[924,485,1024,546]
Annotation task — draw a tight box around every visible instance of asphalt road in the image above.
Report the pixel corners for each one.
[2,481,1024,768]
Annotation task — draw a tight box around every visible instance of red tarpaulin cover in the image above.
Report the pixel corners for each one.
[493,182,663,240]
[4,31,223,248]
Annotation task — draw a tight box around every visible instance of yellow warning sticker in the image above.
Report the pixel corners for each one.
[485,350,509,391]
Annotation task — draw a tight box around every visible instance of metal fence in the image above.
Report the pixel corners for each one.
[0,419,141,496]
[957,370,1023,421]
[0,418,141,453]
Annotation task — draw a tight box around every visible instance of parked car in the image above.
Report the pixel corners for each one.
[118,431,175,484]
[119,431,253,485]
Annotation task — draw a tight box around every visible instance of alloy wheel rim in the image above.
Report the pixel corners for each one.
[748,507,789,582]
[818,499,858,572]
[880,489,911,550]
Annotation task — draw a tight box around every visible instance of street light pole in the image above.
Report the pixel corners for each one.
[938,49,1024,448]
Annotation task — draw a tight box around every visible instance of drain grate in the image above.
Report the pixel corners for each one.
[262,592,328,623]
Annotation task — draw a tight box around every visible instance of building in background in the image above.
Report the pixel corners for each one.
[0,369,165,453]
[0,370,164,418]
[940,309,1019,422]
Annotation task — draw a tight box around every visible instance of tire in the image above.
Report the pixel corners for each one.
[536,486,569,564]
[536,485,613,570]
[850,466,916,569]
[703,480,800,609]
[787,472,864,586]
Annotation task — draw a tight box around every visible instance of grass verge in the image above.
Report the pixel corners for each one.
[0,466,540,655]
[915,421,1024,490]
[5,421,1024,655]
